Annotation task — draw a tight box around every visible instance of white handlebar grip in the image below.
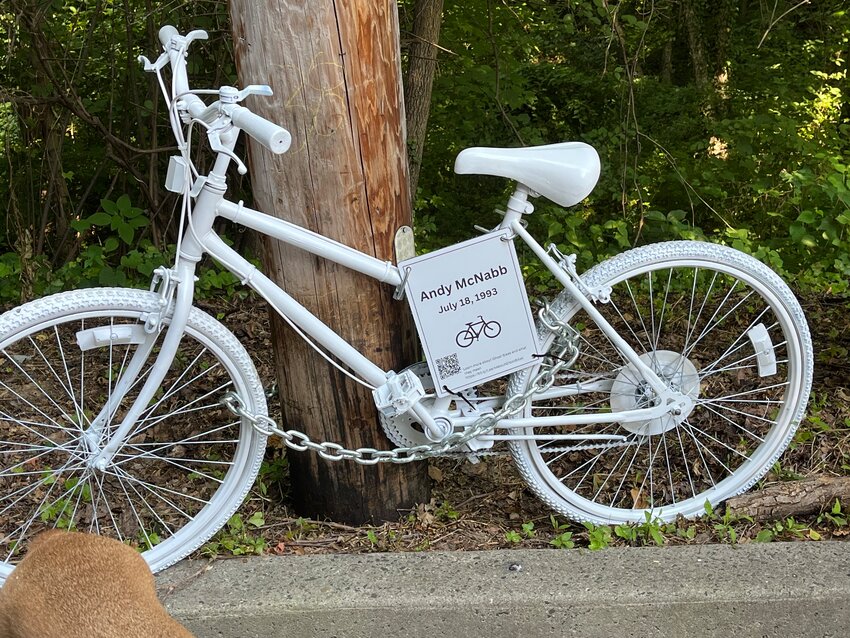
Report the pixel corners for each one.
[230,106,292,154]
[159,25,179,46]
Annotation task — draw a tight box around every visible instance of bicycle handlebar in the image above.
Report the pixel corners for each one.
[229,105,291,154]
[155,25,291,155]
[158,25,180,46]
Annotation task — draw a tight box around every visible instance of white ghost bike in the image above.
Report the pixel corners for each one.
[0,26,812,582]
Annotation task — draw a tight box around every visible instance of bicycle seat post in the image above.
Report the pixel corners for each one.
[500,184,535,231]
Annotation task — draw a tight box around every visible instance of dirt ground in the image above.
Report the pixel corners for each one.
[196,293,850,557]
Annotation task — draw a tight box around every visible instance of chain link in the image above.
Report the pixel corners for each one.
[221,306,585,464]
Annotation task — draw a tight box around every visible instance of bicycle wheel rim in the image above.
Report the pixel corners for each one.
[0,289,266,580]
[509,242,811,523]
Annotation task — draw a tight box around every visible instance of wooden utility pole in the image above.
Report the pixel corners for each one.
[228,1,430,523]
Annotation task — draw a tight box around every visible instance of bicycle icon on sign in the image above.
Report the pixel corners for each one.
[455,315,502,348]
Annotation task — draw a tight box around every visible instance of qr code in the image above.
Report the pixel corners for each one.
[435,353,461,379]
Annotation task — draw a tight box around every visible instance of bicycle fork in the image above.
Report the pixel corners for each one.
[509,219,688,415]
[86,262,198,471]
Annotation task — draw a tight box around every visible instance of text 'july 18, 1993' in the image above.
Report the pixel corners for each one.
[400,230,539,397]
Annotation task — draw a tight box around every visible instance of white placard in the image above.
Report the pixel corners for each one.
[400,230,539,397]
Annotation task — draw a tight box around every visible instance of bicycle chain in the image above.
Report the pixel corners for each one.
[221,306,601,465]
[435,437,638,459]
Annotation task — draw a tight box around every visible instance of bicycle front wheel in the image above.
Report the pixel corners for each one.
[0,287,267,582]
[508,241,812,524]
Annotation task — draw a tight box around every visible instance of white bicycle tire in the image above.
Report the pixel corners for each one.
[0,287,267,583]
[507,241,813,524]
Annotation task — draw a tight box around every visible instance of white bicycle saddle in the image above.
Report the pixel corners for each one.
[454,141,601,208]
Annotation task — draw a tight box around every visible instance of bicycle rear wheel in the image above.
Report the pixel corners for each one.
[0,287,267,583]
[508,241,812,524]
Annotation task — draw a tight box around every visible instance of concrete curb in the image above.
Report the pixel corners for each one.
[157,542,850,637]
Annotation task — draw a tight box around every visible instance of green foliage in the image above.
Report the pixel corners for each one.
[614,512,667,546]
[504,529,522,544]
[817,499,848,529]
[0,0,242,302]
[752,516,823,543]
[72,195,149,247]
[434,500,460,521]
[505,520,536,544]
[582,521,613,550]
[0,190,253,302]
[549,518,576,548]
[203,511,267,556]
[413,0,850,292]
[3,2,849,299]
[255,455,289,499]
[549,531,575,549]
[703,499,753,544]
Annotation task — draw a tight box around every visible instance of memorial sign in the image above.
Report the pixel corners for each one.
[400,230,539,397]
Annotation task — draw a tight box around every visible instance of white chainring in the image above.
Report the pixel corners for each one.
[379,362,480,448]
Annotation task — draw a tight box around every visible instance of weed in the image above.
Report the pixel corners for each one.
[753,516,819,543]
[777,517,810,539]
[138,531,162,551]
[284,516,317,541]
[769,461,805,481]
[614,512,666,546]
[435,501,460,522]
[203,511,266,556]
[817,499,847,528]
[549,514,569,532]
[550,532,575,549]
[256,455,288,499]
[583,521,612,550]
[704,501,750,544]
[505,520,537,544]
[505,530,522,544]
[754,528,775,543]
[676,525,697,541]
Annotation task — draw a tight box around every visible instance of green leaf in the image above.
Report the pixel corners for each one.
[649,527,664,546]
[248,511,265,528]
[100,199,119,215]
[796,210,817,224]
[755,529,773,543]
[116,194,132,212]
[228,514,244,532]
[87,212,112,226]
[117,222,134,245]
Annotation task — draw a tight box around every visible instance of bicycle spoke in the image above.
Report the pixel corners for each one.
[513,246,809,523]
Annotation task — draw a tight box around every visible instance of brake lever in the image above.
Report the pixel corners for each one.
[219,85,274,104]
[184,29,209,45]
[138,52,170,73]
[208,129,248,175]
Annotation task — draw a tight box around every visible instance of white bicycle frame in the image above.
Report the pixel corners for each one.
[90,27,685,468]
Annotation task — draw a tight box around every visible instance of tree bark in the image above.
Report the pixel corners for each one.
[726,476,850,522]
[681,0,710,89]
[403,0,444,198]
[228,0,430,524]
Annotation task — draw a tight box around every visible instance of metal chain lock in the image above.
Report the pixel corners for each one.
[220,306,617,464]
